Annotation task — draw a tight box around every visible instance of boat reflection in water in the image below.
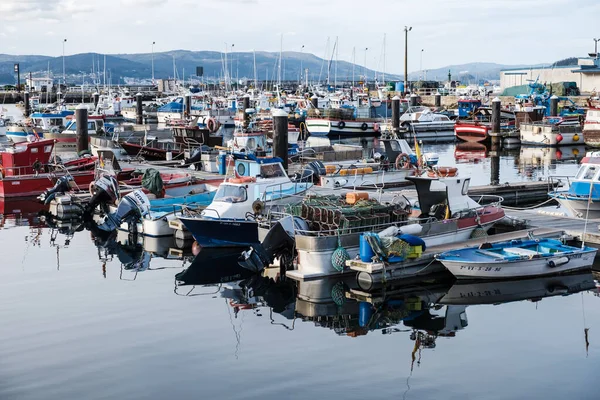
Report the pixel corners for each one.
[0,198,47,229]
[439,272,596,306]
[454,142,488,164]
[517,145,585,179]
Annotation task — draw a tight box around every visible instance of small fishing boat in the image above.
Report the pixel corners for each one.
[178,154,313,247]
[519,117,583,146]
[435,238,597,279]
[583,107,600,147]
[548,152,600,218]
[0,139,97,198]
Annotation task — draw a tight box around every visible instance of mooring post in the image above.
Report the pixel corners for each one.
[24,91,30,117]
[76,104,89,155]
[490,138,500,186]
[184,94,191,118]
[491,97,501,135]
[434,91,442,108]
[136,93,143,125]
[409,92,418,107]
[550,95,559,117]
[392,95,400,135]
[242,94,250,129]
[93,92,99,110]
[272,109,289,171]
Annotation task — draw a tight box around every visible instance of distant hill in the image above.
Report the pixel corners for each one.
[552,57,578,67]
[407,62,550,83]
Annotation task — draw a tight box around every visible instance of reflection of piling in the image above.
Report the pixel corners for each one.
[76,104,89,155]
[392,95,400,135]
[24,91,30,117]
[184,94,191,118]
[409,93,418,107]
[136,93,143,125]
[490,138,500,185]
[242,95,250,129]
[93,92,99,109]
[491,97,501,135]
[272,109,288,171]
[550,95,559,117]
[434,92,441,108]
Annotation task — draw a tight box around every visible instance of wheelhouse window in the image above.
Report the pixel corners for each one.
[584,166,597,180]
[260,163,285,178]
[214,185,247,203]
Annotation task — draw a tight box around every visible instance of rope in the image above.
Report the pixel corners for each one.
[502,198,556,210]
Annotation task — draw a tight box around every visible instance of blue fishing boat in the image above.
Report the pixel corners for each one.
[436,238,596,279]
[548,152,600,218]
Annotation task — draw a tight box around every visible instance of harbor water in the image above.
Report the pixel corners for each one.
[1,105,597,399]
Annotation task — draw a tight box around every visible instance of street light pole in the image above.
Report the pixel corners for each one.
[364,47,368,86]
[299,45,305,86]
[62,38,67,87]
[151,41,155,84]
[594,38,599,59]
[420,49,424,81]
[404,26,412,95]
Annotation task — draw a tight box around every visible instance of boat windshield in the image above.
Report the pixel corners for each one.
[260,163,286,178]
[576,165,597,180]
[214,184,247,203]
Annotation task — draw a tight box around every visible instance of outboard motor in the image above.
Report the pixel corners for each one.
[38,176,73,204]
[294,160,325,183]
[97,190,151,233]
[85,175,120,216]
[238,219,296,273]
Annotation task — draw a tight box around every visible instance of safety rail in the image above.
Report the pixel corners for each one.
[471,194,505,207]
[259,169,315,204]
[547,176,569,195]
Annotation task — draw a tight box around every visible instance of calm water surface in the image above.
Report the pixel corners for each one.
[0,105,597,399]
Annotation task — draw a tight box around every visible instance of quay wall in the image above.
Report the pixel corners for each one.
[419,95,590,108]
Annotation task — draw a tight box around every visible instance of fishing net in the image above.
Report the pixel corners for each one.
[141,168,164,197]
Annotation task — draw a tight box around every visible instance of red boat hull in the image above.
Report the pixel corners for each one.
[454,123,490,143]
[0,171,96,198]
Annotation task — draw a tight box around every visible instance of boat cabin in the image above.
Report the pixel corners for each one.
[31,110,74,131]
[457,99,482,118]
[565,154,600,198]
[407,176,482,220]
[63,117,114,135]
[1,139,55,176]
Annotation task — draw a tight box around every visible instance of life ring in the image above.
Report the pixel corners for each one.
[427,166,458,178]
[360,122,368,131]
[338,121,346,129]
[395,153,412,170]
[207,117,218,133]
[228,177,256,184]
[373,123,381,132]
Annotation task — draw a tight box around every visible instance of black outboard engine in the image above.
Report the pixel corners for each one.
[293,160,326,183]
[238,219,296,273]
[38,176,73,204]
[97,190,151,233]
[85,175,120,217]
[183,147,203,168]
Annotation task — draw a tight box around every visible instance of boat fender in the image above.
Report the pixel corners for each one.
[338,121,346,129]
[398,223,423,235]
[573,134,580,142]
[360,122,368,131]
[548,256,569,268]
[556,134,563,143]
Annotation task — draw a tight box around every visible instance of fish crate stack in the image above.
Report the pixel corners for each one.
[284,193,408,235]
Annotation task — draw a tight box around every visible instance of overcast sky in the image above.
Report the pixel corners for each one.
[1,0,598,73]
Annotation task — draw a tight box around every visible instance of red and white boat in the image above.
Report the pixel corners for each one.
[0,139,97,198]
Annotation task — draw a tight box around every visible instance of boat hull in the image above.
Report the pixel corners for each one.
[306,119,381,137]
[454,123,489,143]
[319,169,414,189]
[179,217,259,247]
[0,172,95,198]
[439,251,596,280]
[551,194,600,219]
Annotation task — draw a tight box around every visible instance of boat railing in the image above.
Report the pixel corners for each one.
[259,170,314,204]
[471,194,505,207]
[547,176,570,194]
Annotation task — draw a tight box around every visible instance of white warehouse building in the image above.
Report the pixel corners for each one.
[500,56,600,94]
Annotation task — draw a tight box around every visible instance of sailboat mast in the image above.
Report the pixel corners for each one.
[253,50,258,90]
[334,36,338,90]
[383,33,386,86]
[352,47,355,87]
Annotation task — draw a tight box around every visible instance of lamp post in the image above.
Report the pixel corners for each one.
[62,38,67,87]
[231,44,235,88]
[151,41,155,84]
[594,38,600,59]
[364,47,368,85]
[299,44,305,86]
[404,26,412,95]
[420,49,424,81]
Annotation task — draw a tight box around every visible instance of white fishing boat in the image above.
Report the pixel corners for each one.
[436,238,596,279]
[178,155,313,247]
[519,117,583,146]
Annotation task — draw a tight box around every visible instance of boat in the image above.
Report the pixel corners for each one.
[519,117,583,146]
[435,238,597,279]
[400,107,455,131]
[178,154,313,248]
[0,139,97,198]
[583,107,600,147]
[548,152,600,218]
[454,107,516,143]
[305,105,382,137]
[254,174,505,279]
